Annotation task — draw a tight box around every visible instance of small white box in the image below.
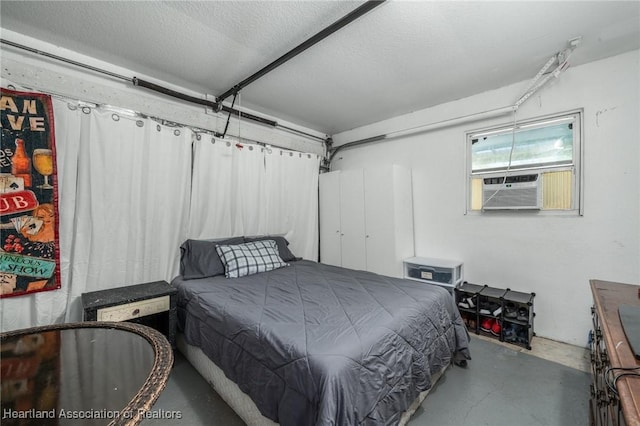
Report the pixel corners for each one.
[403,257,464,294]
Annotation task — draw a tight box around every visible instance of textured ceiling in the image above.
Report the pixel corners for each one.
[1,1,639,135]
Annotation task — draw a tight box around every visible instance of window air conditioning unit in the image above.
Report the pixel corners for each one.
[482,172,542,210]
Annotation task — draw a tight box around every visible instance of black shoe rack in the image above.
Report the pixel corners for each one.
[455,281,536,350]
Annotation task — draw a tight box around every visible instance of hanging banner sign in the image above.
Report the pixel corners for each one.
[0,252,56,279]
[0,88,61,297]
[0,190,39,216]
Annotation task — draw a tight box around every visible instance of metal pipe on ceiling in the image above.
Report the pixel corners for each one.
[216,0,387,103]
[132,78,327,141]
[328,106,517,163]
[1,38,132,82]
[328,42,578,165]
[132,77,278,129]
[0,38,326,142]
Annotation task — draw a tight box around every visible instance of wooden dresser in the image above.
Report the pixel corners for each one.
[590,279,640,426]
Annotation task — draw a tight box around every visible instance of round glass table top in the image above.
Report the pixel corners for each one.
[1,322,173,425]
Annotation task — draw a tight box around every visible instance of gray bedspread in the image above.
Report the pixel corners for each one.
[174,260,470,426]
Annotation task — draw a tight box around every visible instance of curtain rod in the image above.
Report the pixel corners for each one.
[2,76,319,157]
[0,38,327,143]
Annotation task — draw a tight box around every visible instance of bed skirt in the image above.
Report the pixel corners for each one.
[177,333,448,426]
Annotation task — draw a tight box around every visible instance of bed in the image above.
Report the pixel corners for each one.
[173,237,471,426]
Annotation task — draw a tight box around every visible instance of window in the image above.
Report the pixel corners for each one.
[466,111,582,213]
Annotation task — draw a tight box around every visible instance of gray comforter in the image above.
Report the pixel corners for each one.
[174,260,470,426]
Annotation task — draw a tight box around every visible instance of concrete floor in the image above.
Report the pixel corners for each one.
[411,336,590,425]
[143,335,590,425]
[480,333,591,373]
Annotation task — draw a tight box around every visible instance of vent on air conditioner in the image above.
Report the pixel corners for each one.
[482,172,542,210]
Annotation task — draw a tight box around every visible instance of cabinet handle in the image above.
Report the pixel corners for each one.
[132,308,140,316]
[366,235,370,238]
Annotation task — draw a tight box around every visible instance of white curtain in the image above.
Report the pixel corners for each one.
[189,139,320,260]
[0,92,320,333]
[265,149,319,260]
[1,100,192,330]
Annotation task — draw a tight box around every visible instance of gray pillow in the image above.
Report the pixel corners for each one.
[179,236,245,279]
[244,235,297,262]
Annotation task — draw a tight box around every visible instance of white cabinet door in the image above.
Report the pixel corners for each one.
[319,172,342,266]
[338,170,367,271]
[391,166,415,269]
[319,166,413,276]
[363,166,398,276]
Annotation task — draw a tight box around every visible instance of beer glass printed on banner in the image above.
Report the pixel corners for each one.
[33,149,53,189]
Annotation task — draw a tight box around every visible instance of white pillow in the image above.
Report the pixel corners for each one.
[215,240,288,278]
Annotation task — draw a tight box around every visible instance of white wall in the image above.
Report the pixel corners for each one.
[331,50,640,347]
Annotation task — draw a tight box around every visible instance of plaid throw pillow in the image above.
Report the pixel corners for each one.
[216,240,288,278]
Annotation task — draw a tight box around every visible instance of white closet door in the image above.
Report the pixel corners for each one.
[391,166,415,272]
[364,166,398,277]
[319,171,342,266]
[339,169,367,271]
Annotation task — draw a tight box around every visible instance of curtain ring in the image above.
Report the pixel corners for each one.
[289,152,293,157]
[211,138,216,144]
[67,104,77,111]
[173,129,181,136]
[226,141,231,147]
[82,106,91,114]
[112,113,120,121]
[156,124,161,132]
[196,134,202,141]
[249,146,254,151]
[136,120,144,127]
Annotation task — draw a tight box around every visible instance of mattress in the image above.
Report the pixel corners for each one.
[176,334,447,426]
[174,260,470,426]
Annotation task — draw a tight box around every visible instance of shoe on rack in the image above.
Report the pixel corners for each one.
[517,306,529,322]
[480,318,494,332]
[503,323,516,341]
[466,295,476,308]
[458,300,470,309]
[488,302,501,313]
[504,302,517,318]
[516,326,529,344]
[491,320,501,337]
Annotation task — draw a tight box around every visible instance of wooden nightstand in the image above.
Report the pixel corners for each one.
[81,280,177,348]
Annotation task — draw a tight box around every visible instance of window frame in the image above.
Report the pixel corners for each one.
[465,109,584,215]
